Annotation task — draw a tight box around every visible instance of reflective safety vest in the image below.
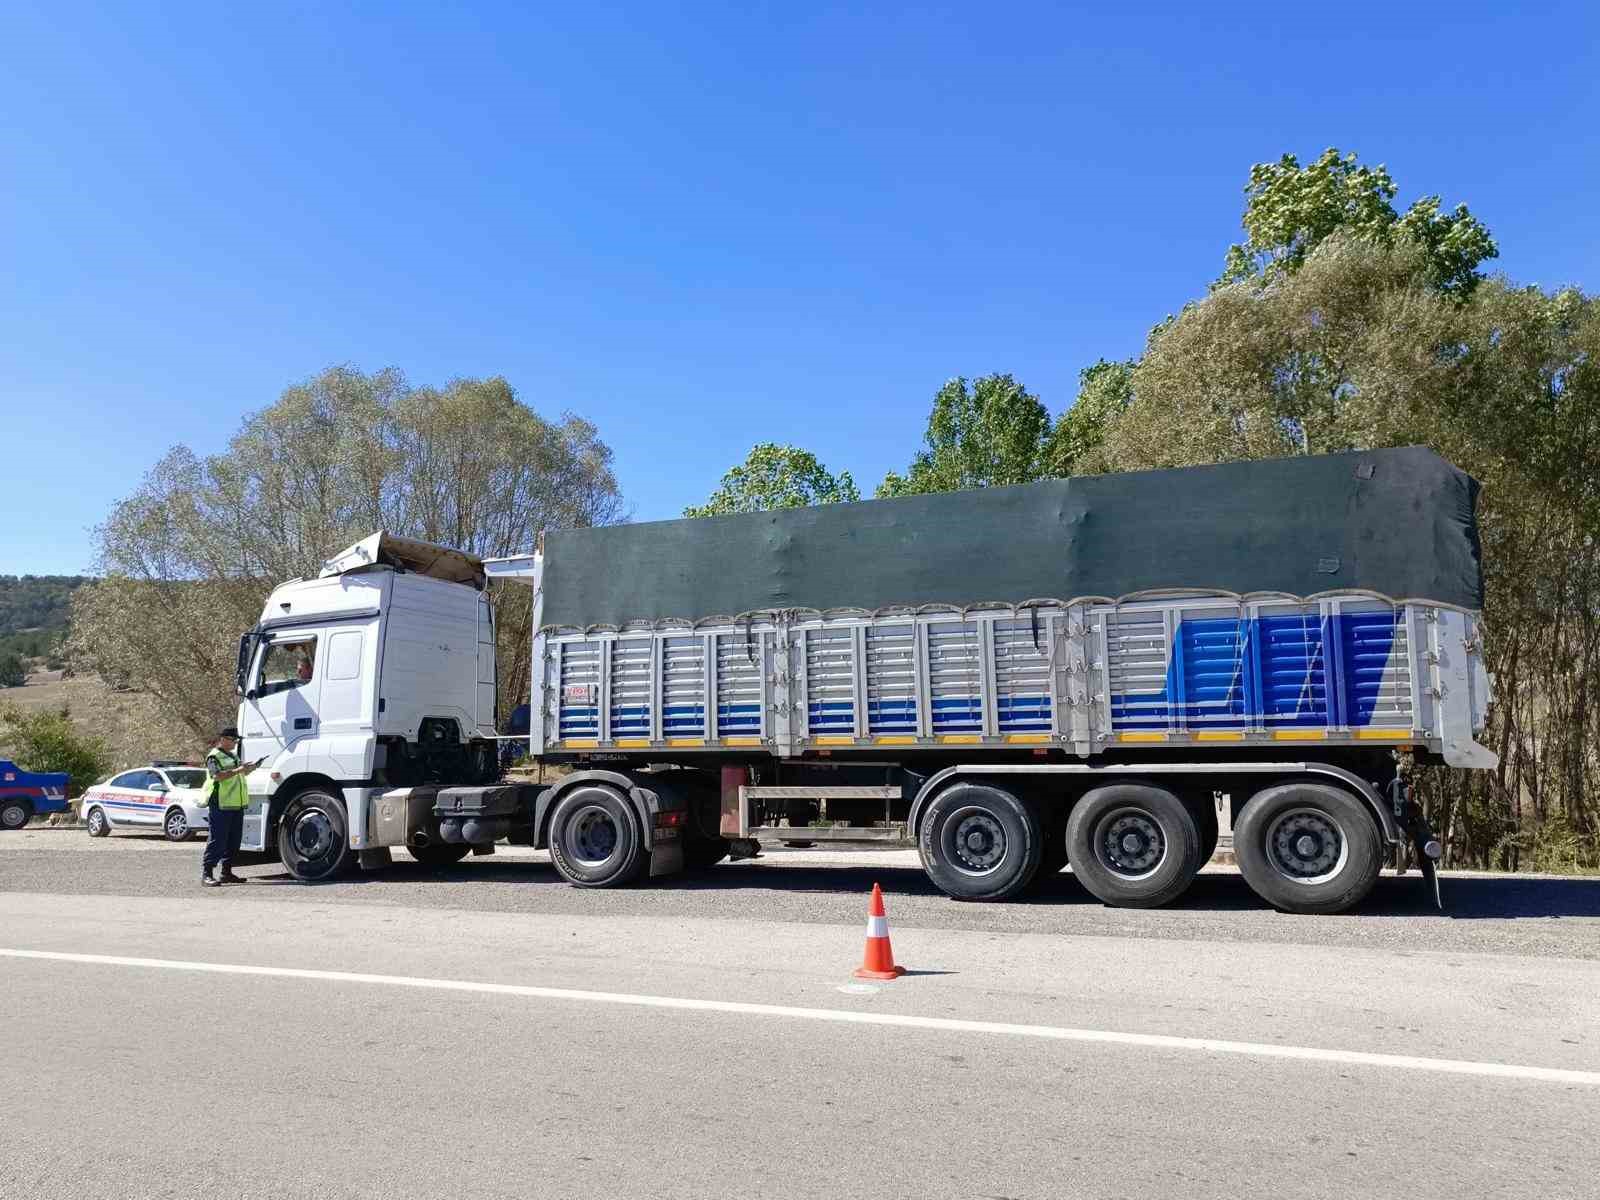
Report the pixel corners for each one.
[203,748,250,810]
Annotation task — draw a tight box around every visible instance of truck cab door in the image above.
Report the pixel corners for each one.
[241,633,324,753]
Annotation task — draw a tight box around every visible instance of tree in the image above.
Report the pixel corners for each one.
[71,366,624,741]
[1042,359,1134,477]
[878,374,1051,497]
[684,443,860,517]
[0,704,113,797]
[1098,228,1600,870]
[0,652,24,689]
[1218,148,1498,299]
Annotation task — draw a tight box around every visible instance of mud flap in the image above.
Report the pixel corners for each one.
[649,839,684,878]
[1398,791,1444,911]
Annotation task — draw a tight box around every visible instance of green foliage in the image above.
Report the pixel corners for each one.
[877,374,1052,497]
[684,443,860,517]
[0,652,25,689]
[1218,148,1497,298]
[0,704,113,797]
[1042,359,1135,477]
[73,366,625,739]
[0,576,87,649]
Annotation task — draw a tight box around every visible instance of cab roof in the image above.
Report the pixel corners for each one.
[320,532,485,588]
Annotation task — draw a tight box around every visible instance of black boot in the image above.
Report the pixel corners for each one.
[201,870,221,888]
[218,868,247,884]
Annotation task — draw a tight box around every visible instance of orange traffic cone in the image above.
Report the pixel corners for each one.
[854,882,906,980]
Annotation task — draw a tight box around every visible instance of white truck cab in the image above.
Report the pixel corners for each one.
[235,533,500,861]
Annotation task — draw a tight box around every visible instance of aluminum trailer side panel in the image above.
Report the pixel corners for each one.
[531,593,1493,769]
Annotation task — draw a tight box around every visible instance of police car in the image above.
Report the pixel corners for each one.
[80,762,211,841]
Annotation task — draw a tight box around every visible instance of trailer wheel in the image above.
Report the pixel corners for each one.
[918,783,1042,902]
[1,798,32,830]
[408,840,471,867]
[1065,784,1203,908]
[86,807,110,837]
[1234,783,1381,914]
[548,785,647,888]
[277,789,354,882]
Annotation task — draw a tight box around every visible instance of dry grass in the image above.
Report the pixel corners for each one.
[4,670,199,772]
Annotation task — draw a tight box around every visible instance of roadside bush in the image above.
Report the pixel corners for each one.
[0,652,25,689]
[0,704,113,797]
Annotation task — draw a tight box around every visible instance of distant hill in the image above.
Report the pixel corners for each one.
[0,575,89,660]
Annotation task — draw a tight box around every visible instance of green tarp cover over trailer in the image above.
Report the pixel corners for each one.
[540,446,1483,630]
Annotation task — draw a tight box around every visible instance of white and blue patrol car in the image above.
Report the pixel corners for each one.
[80,763,211,842]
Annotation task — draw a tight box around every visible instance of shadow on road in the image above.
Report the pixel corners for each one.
[238,855,1600,920]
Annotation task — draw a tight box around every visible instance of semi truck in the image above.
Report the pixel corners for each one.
[233,445,1493,914]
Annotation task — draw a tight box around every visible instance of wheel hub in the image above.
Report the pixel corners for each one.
[292,810,334,859]
[948,811,1005,873]
[1267,809,1345,883]
[1096,810,1164,877]
[570,807,619,864]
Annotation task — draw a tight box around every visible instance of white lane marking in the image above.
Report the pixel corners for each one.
[4,947,1596,1087]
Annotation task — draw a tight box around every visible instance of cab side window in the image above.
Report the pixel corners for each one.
[257,637,317,697]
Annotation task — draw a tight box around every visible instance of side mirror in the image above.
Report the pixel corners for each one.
[150,783,168,795]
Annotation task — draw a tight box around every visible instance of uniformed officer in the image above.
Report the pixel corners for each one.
[202,727,263,887]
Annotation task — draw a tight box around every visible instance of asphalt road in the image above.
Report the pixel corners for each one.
[2,832,1597,1199]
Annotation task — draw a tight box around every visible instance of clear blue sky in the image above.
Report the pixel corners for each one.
[3,2,1596,575]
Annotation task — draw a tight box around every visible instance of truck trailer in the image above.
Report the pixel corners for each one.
[233,445,1493,914]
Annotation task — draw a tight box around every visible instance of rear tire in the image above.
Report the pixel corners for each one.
[0,799,31,830]
[918,783,1042,902]
[1234,783,1382,914]
[86,807,110,837]
[277,789,354,882]
[1065,784,1203,908]
[547,785,647,887]
[163,807,193,842]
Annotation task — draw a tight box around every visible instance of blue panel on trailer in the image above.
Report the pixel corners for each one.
[997,695,1051,732]
[1110,614,1399,732]
[559,705,599,736]
[716,704,761,732]
[931,696,982,732]
[611,704,650,734]
[663,703,706,734]
[868,699,916,733]
[808,701,854,732]
[1339,611,1400,726]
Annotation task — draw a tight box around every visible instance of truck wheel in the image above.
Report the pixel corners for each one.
[547,785,647,887]
[86,807,110,837]
[163,807,193,842]
[1,799,32,830]
[277,789,354,882]
[408,840,471,867]
[1234,783,1381,915]
[1065,784,1202,908]
[918,783,1042,902]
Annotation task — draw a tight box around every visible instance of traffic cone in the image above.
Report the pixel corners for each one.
[854,882,906,980]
